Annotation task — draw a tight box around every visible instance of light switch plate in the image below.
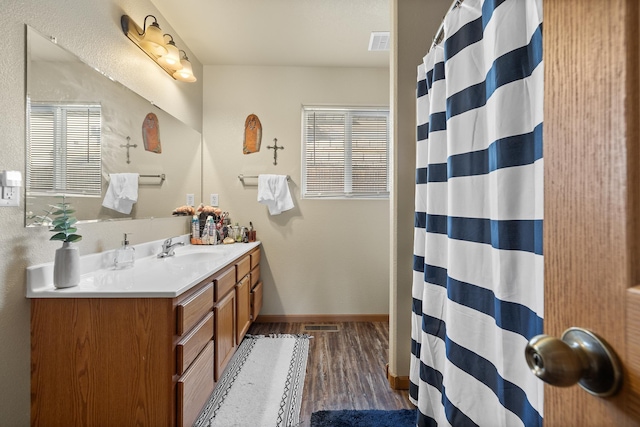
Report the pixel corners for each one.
[186,193,195,206]
[210,193,219,207]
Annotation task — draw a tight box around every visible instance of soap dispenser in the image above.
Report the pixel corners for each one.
[114,233,135,269]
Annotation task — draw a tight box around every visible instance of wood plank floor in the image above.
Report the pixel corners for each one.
[247,321,414,426]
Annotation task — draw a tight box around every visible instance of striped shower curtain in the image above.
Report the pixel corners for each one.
[410,1,543,426]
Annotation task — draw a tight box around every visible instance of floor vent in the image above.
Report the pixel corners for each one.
[303,324,340,332]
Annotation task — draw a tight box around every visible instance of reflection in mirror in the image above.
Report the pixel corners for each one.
[25,26,202,227]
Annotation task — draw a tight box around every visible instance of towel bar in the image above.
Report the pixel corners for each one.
[238,174,290,182]
[105,173,165,184]
[140,174,166,183]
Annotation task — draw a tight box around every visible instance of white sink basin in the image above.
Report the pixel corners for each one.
[159,250,224,265]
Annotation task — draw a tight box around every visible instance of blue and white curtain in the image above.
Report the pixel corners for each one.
[410,1,543,426]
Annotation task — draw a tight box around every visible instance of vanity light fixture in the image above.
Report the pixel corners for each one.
[120,14,197,82]
[137,15,167,56]
[157,34,182,70]
[173,50,197,82]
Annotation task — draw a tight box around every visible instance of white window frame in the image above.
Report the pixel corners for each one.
[27,101,102,197]
[301,106,390,199]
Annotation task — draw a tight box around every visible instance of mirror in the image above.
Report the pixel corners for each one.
[25,26,202,226]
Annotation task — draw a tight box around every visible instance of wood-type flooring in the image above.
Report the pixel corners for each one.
[246,321,414,427]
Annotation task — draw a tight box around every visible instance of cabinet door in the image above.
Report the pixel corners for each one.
[214,290,236,381]
[251,281,263,320]
[236,276,251,344]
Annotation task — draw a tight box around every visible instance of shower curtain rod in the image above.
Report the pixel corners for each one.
[430,0,464,51]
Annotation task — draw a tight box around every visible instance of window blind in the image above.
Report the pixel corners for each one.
[27,103,102,196]
[302,107,389,198]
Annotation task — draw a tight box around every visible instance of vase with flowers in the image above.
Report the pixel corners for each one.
[49,196,82,289]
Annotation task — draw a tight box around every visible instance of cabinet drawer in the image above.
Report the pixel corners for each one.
[177,311,214,375]
[214,266,236,302]
[177,283,214,335]
[236,255,251,282]
[250,248,261,270]
[251,281,263,320]
[250,265,260,288]
[177,340,215,427]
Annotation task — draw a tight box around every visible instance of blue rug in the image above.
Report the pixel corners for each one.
[310,409,416,427]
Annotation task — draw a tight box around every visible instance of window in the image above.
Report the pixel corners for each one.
[27,102,102,196]
[302,107,389,198]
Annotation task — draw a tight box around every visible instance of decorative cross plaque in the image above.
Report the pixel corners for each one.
[120,136,138,164]
[267,138,284,165]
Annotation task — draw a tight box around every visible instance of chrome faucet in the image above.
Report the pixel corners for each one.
[157,238,185,258]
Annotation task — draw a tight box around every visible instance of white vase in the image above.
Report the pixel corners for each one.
[53,242,80,289]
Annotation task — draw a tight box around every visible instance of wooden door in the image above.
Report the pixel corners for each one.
[544,0,640,425]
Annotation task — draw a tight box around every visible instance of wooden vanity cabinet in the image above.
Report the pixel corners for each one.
[213,247,263,380]
[30,281,214,427]
[30,244,262,427]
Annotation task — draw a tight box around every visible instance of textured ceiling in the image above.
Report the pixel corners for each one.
[150,0,391,68]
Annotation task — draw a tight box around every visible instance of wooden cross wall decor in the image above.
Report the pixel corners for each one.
[267,138,284,165]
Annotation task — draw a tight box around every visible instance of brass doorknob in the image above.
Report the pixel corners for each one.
[524,327,622,397]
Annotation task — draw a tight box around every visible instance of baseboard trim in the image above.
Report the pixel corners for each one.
[388,375,410,390]
[386,364,410,390]
[254,314,389,323]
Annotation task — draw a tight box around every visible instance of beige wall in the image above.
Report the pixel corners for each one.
[388,0,452,379]
[0,0,202,424]
[202,65,390,316]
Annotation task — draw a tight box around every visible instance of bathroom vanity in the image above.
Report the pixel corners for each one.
[27,239,262,427]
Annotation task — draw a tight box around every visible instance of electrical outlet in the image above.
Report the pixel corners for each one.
[186,193,195,206]
[0,186,19,207]
[2,186,17,200]
[210,193,219,207]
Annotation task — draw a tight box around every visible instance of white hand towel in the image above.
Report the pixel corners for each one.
[102,173,139,214]
[257,174,294,215]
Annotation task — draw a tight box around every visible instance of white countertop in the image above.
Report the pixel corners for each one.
[26,235,261,298]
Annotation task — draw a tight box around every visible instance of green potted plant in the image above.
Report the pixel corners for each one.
[49,196,82,288]
[49,198,82,243]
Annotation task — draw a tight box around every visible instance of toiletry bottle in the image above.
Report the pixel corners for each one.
[201,218,210,244]
[249,221,256,242]
[234,223,242,242]
[207,216,216,245]
[114,233,135,269]
[191,215,200,243]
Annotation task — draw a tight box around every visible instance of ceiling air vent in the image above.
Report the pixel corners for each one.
[368,31,390,51]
